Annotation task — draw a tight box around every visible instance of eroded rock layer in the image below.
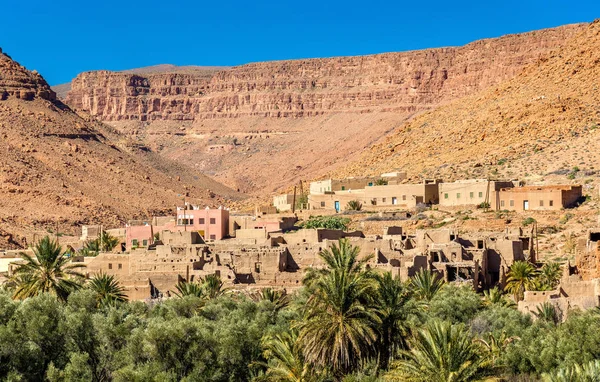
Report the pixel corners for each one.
[65,24,584,121]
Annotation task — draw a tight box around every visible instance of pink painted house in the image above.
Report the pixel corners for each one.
[125,205,230,251]
[176,205,229,241]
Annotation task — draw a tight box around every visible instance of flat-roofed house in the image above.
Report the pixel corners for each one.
[439,179,515,209]
[499,185,582,212]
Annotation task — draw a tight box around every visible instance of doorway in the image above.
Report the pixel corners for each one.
[334,201,340,212]
[523,200,529,210]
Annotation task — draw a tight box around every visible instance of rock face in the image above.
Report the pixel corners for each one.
[0,48,56,102]
[66,24,584,121]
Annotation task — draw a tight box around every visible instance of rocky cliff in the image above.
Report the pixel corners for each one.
[66,24,585,121]
[0,48,56,101]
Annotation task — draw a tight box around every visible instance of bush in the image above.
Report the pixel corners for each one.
[301,216,351,230]
[522,217,536,226]
[346,200,363,211]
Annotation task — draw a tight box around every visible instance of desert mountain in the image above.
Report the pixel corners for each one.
[0,50,241,248]
[52,64,229,99]
[63,24,584,194]
[338,20,600,185]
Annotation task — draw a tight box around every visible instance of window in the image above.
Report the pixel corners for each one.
[368,182,373,186]
[402,195,406,200]
[549,200,554,207]
[444,193,449,199]
[509,200,514,207]
[199,218,205,224]
[341,186,345,190]
[540,200,544,207]
[320,201,325,207]
[132,239,138,247]
[210,234,216,240]
[142,239,148,246]
[108,263,112,270]
[392,197,397,205]
[382,198,387,203]
[478,192,483,198]
[469,192,474,198]
[210,218,216,224]
[118,264,122,270]
[501,200,505,207]
[456,193,461,199]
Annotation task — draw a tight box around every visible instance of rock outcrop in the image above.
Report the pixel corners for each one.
[66,24,584,121]
[0,48,56,102]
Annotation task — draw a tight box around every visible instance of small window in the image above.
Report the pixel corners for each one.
[392,197,397,205]
[368,182,373,186]
[402,195,406,200]
[382,198,387,203]
[478,192,483,198]
[469,192,474,198]
[199,218,205,224]
[108,263,112,270]
[142,239,148,246]
[501,200,505,207]
[509,200,514,207]
[210,218,216,224]
[118,264,122,270]
[549,200,554,207]
[341,186,345,191]
[540,200,544,207]
[444,193,449,199]
[456,193,461,199]
[320,201,325,207]
[132,239,138,246]
[210,234,216,240]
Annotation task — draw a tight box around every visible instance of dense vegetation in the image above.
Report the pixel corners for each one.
[1,237,599,381]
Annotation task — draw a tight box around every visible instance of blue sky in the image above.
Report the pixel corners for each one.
[2,0,599,85]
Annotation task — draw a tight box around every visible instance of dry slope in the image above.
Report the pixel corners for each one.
[339,20,600,186]
[0,50,241,248]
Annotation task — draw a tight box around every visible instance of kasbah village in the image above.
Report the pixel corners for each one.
[2,170,599,321]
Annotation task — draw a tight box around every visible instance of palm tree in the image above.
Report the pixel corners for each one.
[536,262,562,290]
[297,239,379,377]
[543,359,600,382]
[251,288,290,313]
[374,272,421,370]
[482,286,516,308]
[303,239,372,287]
[174,281,204,298]
[475,331,519,364]
[534,302,559,324]
[79,239,100,257]
[88,272,128,306]
[12,236,86,301]
[98,231,120,252]
[297,269,380,377]
[409,269,444,302]
[386,320,496,382]
[201,274,226,299]
[504,261,539,301]
[346,200,363,211]
[257,329,323,382]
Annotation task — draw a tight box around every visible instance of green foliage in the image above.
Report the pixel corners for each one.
[346,200,363,211]
[534,302,559,324]
[505,261,538,301]
[428,285,483,324]
[374,179,388,186]
[12,236,86,301]
[536,262,562,291]
[301,216,351,230]
[298,239,378,376]
[386,320,497,382]
[87,272,128,307]
[482,286,516,308]
[477,202,491,209]
[543,359,600,382]
[522,217,537,226]
[409,269,444,302]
